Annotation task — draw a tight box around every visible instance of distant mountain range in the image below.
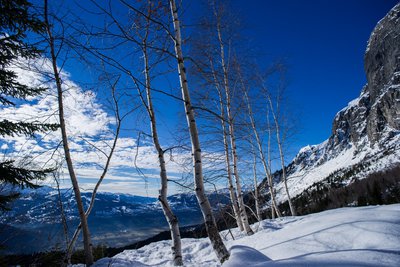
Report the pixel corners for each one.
[0,186,230,254]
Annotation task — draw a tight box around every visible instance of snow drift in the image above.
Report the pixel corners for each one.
[88,204,400,266]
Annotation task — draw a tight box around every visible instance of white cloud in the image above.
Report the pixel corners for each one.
[0,58,194,196]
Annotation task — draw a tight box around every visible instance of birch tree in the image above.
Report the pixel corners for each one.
[259,71,296,216]
[191,42,244,230]
[187,12,244,231]
[249,138,262,222]
[135,2,183,264]
[213,67,244,231]
[212,1,254,234]
[188,0,255,232]
[44,0,93,264]
[62,2,185,263]
[44,2,129,264]
[169,0,230,263]
[241,74,282,218]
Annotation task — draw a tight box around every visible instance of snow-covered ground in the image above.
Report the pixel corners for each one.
[88,204,400,267]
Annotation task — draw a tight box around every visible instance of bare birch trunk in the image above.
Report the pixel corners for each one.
[266,96,296,216]
[251,144,262,222]
[242,83,281,219]
[218,93,244,232]
[142,39,183,265]
[44,1,94,265]
[214,11,253,236]
[229,126,254,235]
[169,0,229,263]
[224,90,253,234]
[266,109,277,219]
[210,61,243,231]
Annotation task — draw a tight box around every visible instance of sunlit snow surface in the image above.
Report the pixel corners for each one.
[85,204,400,266]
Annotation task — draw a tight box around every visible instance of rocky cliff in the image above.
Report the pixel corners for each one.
[261,3,400,205]
[365,4,400,143]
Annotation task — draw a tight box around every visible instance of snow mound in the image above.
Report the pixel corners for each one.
[91,204,400,267]
[223,246,272,266]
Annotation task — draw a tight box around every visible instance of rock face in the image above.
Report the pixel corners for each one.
[329,3,400,153]
[365,4,400,143]
[261,4,400,202]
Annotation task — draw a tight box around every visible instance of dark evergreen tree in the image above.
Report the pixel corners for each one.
[0,0,59,211]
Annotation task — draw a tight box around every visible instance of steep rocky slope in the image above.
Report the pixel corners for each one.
[260,4,400,210]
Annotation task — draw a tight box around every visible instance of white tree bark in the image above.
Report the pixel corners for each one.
[266,94,296,216]
[169,0,230,263]
[241,80,282,219]
[266,109,277,219]
[227,111,254,235]
[142,32,183,265]
[44,1,93,265]
[210,60,244,231]
[218,92,244,231]
[250,143,262,222]
[215,17,253,235]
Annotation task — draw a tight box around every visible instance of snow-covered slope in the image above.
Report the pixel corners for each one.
[88,204,400,266]
[261,3,400,206]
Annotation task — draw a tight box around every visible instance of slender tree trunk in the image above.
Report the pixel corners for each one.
[44,1,94,265]
[267,96,296,216]
[243,92,263,222]
[210,61,243,231]
[142,39,183,265]
[250,144,262,222]
[242,83,281,219]
[229,123,254,235]
[65,81,122,264]
[215,13,253,236]
[218,93,244,232]
[169,0,229,263]
[266,109,276,219]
